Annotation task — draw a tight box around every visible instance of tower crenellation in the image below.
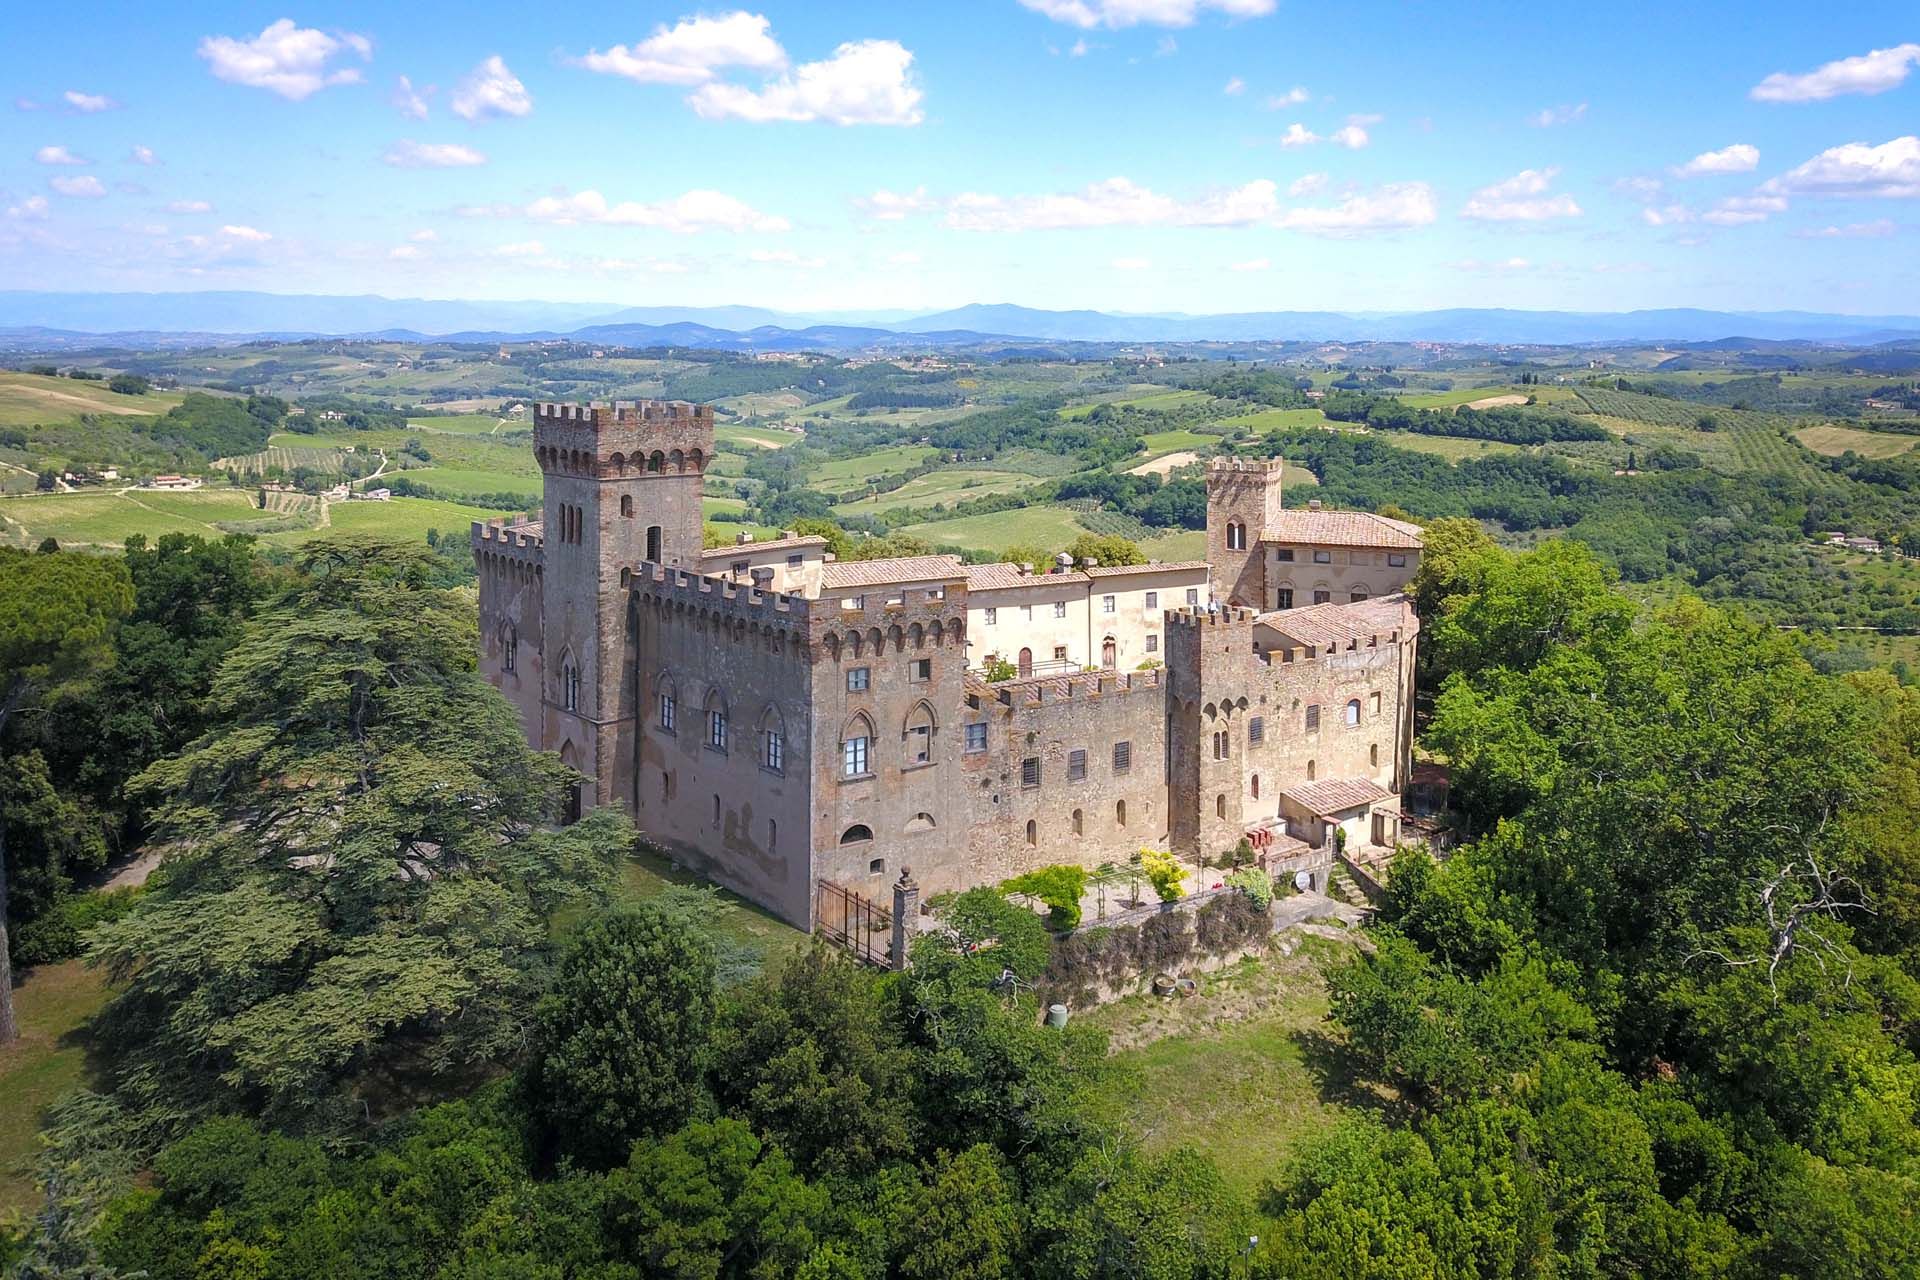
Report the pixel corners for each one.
[1206,456,1286,608]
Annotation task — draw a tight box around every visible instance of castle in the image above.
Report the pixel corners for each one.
[472,400,1424,928]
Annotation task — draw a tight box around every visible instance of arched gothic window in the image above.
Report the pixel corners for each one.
[759,705,785,774]
[560,653,579,712]
[704,690,729,753]
[904,701,936,767]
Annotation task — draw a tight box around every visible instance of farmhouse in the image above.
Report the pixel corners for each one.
[474,400,1422,929]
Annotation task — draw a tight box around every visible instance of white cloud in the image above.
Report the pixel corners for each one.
[1280,115,1372,149]
[451,55,531,121]
[1111,256,1152,270]
[1264,86,1310,109]
[383,140,488,168]
[1069,38,1091,57]
[34,146,87,166]
[688,39,922,125]
[1751,43,1920,103]
[409,228,438,242]
[579,11,787,86]
[1761,136,1920,200]
[491,240,547,258]
[197,19,372,100]
[748,248,826,268]
[129,145,156,165]
[1279,123,1318,148]
[855,186,934,220]
[389,244,423,261]
[392,75,432,120]
[221,224,272,242]
[1017,0,1276,29]
[492,187,791,234]
[1461,167,1582,221]
[63,90,116,113]
[1329,121,1372,149]
[1672,143,1759,177]
[1640,204,1694,227]
[167,199,213,213]
[1702,194,1787,226]
[1223,76,1245,96]
[1529,102,1587,127]
[1278,182,1437,237]
[1794,219,1895,239]
[6,195,49,220]
[1611,175,1664,200]
[1288,172,1327,197]
[49,175,106,198]
[1229,256,1270,271]
[886,250,922,265]
[944,176,1277,231]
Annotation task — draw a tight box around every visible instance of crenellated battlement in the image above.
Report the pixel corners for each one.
[1166,606,1254,630]
[1208,455,1286,475]
[471,518,546,569]
[533,400,714,429]
[628,560,811,635]
[971,666,1164,709]
[534,398,716,478]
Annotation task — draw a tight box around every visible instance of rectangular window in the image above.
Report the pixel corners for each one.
[708,709,728,752]
[1249,716,1265,745]
[659,692,676,731]
[965,722,988,754]
[1053,645,1068,662]
[1102,595,1116,614]
[1313,590,1331,605]
[1145,591,1158,609]
[731,561,749,576]
[1351,591,1369,603]
[1388,553,1407,568]
[1313,549,1332,564]
[1068,749,1087,782]
[1021,756,1041,789]
[1186,589,1199,606]
[908,724,931,765]
[1275,548,1295,562]
[1113,740,1132,773]
[984,607,997,625]
[1054,601,1067,619]
[1306,704,1320,732]
[762,729,783,773]
[847,667,870,692]
[1021,605,1032,621]
[842,735,870,777]
[1145,634,1158,653]
[1276,588,1294,610]
[788,553,804,568]
[1370,691,1382,715]
[909,658,931,682]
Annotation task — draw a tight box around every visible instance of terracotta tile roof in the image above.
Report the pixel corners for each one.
[964,563,1087,592]
[1256,594,1419,648]
[699,534,827,561]
[820,555,966,591]
[1281,777,1393,816]
[515,521,543,541]
[1081,560,1210,578]
[1261,509,1424,550]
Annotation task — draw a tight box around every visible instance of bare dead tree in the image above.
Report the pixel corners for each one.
[1687,845,1874,1001]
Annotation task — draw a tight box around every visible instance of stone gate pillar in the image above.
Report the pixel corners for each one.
[891,866,919,971]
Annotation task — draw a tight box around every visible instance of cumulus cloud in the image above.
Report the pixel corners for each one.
[50,175,106,198]
[943,176,1278,231]
[1223,77,1245,96]
[855,186,934,220]
[1529,102,1587,127]
[1640,204,1694,227]
[1288,172,1328,197]
[1751,43,1920,103]
[129,145,156,165]
[1702,194,1787,226]
[35,145,88,166]
[1229,257,1270,271]
[1794,219,1895,239]
[473,187,791,234]
[1278,182,1437,237]
[688,39,922,125]
[392,75,432,120]
[1612,175,1664,200]
[1279,123,1317,148]
[6,195,49,220]
[221,224,272,242]
[1279,115,1373,149]
[1761,136,1920,199]
[1672,143,1759,177]
[1461,168,1582,221]
[384,140,488,168]
[1017,0,1276,29]
[1264,86,1310,108]
[579,11,787,86]
[167,199,212,213]
[451,55,531,120]
[198,19,372,100]
[63,90,117,113]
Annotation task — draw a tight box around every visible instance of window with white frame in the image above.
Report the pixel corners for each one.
[847,667,870,692]
[1145,634,1158,653]
[1313,549,1332,563]
[658,682,676,731]
[1388,553,1407,568]
[1054,601,1067,618]
[984,607,997,625]
[964,722,988,753]
[842,728,871,778]
[1145,591,1158,608]
[1102,595,1116,613]
[706,701,728,752]
[1186,588,1199,606]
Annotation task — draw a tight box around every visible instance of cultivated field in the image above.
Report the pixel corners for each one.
[0,372,185,427]
[0,489,261,546]
[834,468,1031,515]
[900,505,1093,553]
[809,445,941,488]
[1795,424,1920,459]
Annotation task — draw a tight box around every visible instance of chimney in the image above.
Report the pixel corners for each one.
[1018,562,1034,576]
[1307,499,1323,511]
[1080,557,1098,569]
[735,531,755,545]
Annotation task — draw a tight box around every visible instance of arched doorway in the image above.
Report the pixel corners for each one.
[1018,647,1033,677]
[1102,636,1117,668]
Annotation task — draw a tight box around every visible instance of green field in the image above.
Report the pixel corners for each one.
[810,445,941,488]
[215,445,353,477]
[1138,528,1207,561]
[405,413,513,435]
[901,505,1092,553]
[1381,434,1528,462]
[715,423,799,450]
[1795,424,1920,459]
[262,495,505,546]
[1215,407,1330,432]
[1059,388,1211,419]
[617,849,806,973]
[0,489,261,546]
[834,469,1031,516]
[0,960,111,1211]
[0,372,185,427]
[1138,429,1218,454]
[400,467,543,501]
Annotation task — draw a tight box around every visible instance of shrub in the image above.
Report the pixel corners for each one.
[1001,865,1087,931]
[1141,849,1187,902]
[12,888,143,967]
[1196,892,1269,954]
[1140,911,1194,971]
[983,656,1017,683]
[939,886,1052,983]
[1224,867,1274,912]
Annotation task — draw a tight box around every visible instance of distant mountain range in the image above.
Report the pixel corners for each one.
[3,291,1919,349]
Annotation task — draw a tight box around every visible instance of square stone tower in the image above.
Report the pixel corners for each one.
[1206,457,1285,608]
[534,400,714,810]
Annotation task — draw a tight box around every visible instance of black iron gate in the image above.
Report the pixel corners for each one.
[815,879,893,968]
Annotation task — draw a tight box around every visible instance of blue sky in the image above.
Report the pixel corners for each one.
[3,2,1917,315]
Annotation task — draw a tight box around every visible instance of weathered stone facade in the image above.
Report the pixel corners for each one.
[475,398,1423,929]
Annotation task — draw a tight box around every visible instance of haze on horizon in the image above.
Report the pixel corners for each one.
[2,1,1916,316]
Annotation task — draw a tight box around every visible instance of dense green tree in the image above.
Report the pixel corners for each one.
[86,538,624,1121]
[1062,533,1145,568]
[894,1145,1024,1280]
[527,895,718,1169]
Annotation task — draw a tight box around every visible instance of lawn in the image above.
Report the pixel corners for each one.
[834,469,1032,516]
[810,445,941,489]
[1381,434,1528,462]
[618,847,807,974]
[0,372,185,428]
[1081,937,1365,1197]
[400,467,543,501]
[0,960,112,1212]
[0,489,260,546]
[405,414,513,435]
[1139,429,1218,454]
[714,423,799,450]
[1139,528,1207,561]
[1795,424,1920,459]
[1214,407,1329,432]
[263,495,503,546]
[901,505,1091,553]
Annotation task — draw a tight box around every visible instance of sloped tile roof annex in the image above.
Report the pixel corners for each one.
[1080,560,1211,578]
[1255,594,1420,648]
[699,534,828,561]
[1261,509,1424,550]
[964,563,1088,592]
[819,554,967,591]
[1280,777,1394,816]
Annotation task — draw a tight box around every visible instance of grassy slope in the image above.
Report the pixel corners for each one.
[0,961,111,1212]
[834,470,1032,516]
[0,372,185,428]
[900,505,1092,553]
[0,489,261,547]
[1796,424,1919,459]
[810,445,941,488]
